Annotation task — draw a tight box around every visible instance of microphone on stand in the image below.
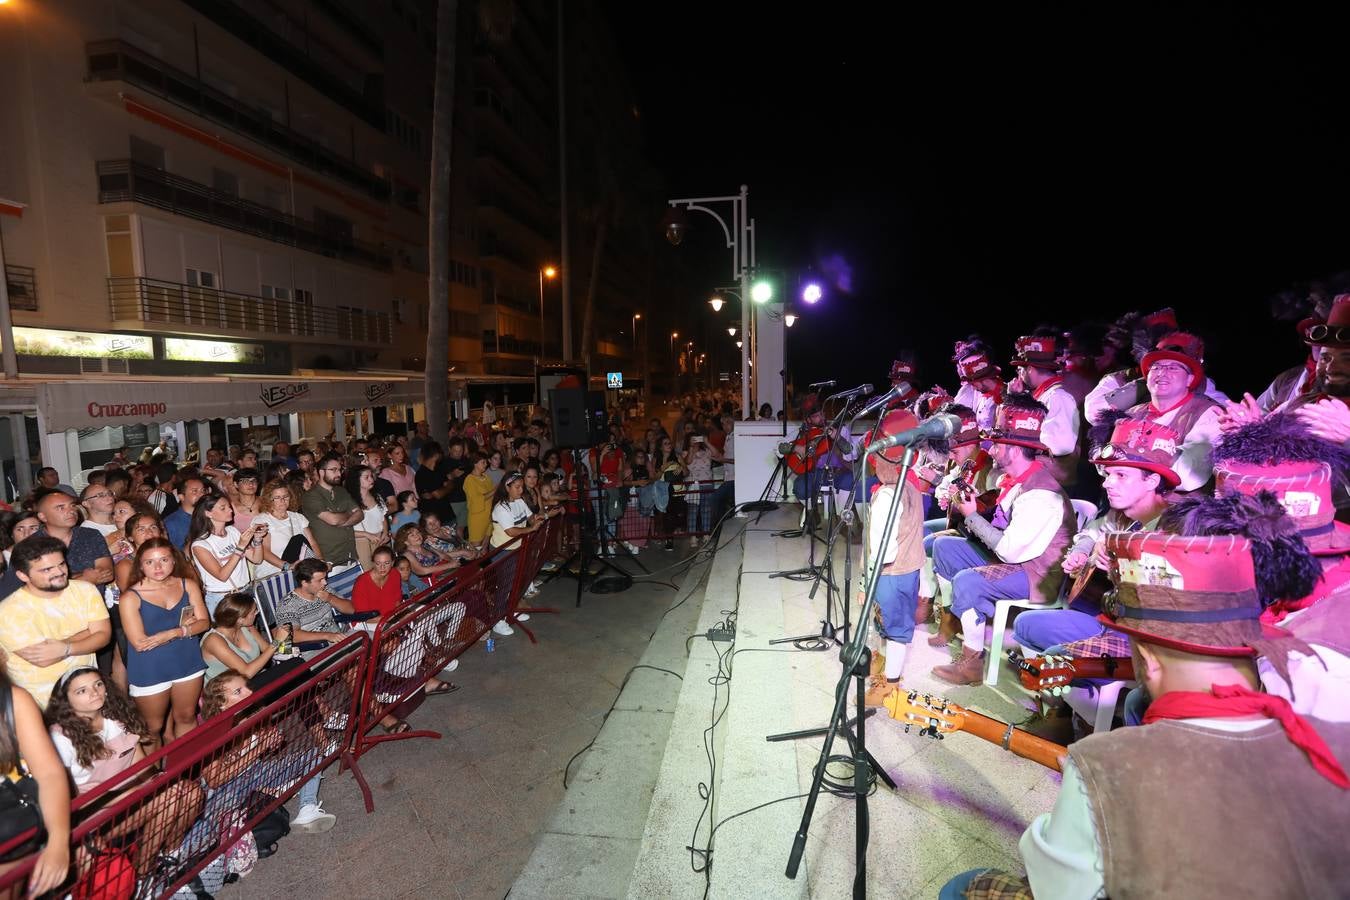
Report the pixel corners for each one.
[808,379,837,389]
[850,383,904,421]
[833,383,875,399]
[863,413,962,453]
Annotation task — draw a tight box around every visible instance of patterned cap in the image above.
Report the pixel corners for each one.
[1141,331,1206,390]
[1090,419,1182,487]
[1011,334,1062,371]
[889,360,916,382]
[948,406,981,447]
[868,408,919,481]
[956,351,1000,382]
[980,400,1047,452]
[1100,532,1264,657]
[1215,459,1350,557]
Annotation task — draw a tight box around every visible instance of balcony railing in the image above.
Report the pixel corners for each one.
[86,40,390,203]
[4,265,37,311]
[108,276,391,345]
[482,333,541,357]
[97,160,392,271]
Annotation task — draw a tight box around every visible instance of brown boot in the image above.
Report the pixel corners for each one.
[1018,701,1077,744]
[869,650,886,679]
[915,596,933,626]
[864,676,901,707]
[931,646,986,686]
[927,608,959,647]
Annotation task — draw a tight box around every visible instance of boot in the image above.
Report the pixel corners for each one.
[931,646,986,686]
[1017,701,1077,744]
[869,649,886,679]
[927,608,959,647]
[915,596,933,626]
[864,676,901,707]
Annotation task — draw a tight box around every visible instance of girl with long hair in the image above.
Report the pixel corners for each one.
[392,524,461,592]
[344,465,389,570]
[485,449,506,487]
[187,493,265,615]
[200,593,279,683]
[121,539,210,751]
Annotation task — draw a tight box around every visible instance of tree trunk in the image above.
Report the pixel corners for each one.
[579,210,608,377]
[425,0,458,442]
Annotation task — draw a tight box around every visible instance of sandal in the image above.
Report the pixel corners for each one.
[424,681,459,696]
[381,719,411,735]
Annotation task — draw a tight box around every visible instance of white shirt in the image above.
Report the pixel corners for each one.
[954,382,980,411]
[192,527,250,593]
[81,520,118,538]
[254,511,311,579]
[1035,382,1081,458]
[993,484,1066,564]
[1021,718,1270,900]
[51,718,132,791]
[358,503,386,535]
[490,498,531,549]
[1141,400,1223,492]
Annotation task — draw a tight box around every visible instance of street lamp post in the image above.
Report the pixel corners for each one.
[538,265,557,358]
[667,185,755,413]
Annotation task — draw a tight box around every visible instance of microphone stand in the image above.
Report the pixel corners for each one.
[773,442,916,899]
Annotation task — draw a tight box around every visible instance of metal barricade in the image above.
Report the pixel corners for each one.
[0,634,369,900]
[566,478,725,549]
[507,518,561,642]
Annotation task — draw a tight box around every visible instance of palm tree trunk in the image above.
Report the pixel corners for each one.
[579,211,608,376]
[425,0,458,441]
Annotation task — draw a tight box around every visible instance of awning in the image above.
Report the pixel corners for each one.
[37,377,426,431]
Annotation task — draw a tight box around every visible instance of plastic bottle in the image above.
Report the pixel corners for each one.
[486,635,495,653]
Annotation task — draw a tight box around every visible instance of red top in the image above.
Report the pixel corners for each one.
[352,571,402,617]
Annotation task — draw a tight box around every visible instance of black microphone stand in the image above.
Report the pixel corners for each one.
[775,443,917,899]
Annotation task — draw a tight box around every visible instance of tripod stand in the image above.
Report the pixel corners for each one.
[558,448,641,606]
[777,445,917,899]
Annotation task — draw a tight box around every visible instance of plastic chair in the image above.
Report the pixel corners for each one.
[1066,679,1135,733]
[983,499,1099,686]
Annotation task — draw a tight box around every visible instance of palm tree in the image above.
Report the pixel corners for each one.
[425,0,459,441]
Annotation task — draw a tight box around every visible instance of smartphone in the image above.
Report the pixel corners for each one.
[179,605,194,627]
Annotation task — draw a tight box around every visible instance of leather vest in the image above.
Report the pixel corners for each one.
[1070,718,1350,900]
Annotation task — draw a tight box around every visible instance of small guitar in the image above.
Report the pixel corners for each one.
[784,427,831,475]
[882,689,1066,771]
[945,451,997,534]
[1007,650,1135,696]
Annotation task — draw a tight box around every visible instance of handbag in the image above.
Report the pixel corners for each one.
[0,687,44,863]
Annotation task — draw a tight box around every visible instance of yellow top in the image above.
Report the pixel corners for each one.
[0,581,109,708]
[465,472,495,518]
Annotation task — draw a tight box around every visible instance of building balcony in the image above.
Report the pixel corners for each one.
[4,265,37,311]
[476,189,552,241]
[108,276,391,345]
[483,290,537,313]
[97,160,392,272]
[478,235,533,271]
[481,333,541,357]
[86,40,390,203]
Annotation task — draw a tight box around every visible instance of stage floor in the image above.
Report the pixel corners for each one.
[623,506,1060,900]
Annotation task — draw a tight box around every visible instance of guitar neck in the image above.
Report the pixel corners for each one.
[955,708,1066,772]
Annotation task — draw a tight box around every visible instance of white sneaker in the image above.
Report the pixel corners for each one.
[442,658,459,673]
[623,541,641,554]
[322,711,349,731]
[292,803,337,834]
[515,611,531,622]
[492,620,514,636]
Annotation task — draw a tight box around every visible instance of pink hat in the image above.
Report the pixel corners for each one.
[1090,419,1183,487]
[1215,459,1350,557]
[867,409,919,481]
[956,351,1000,382]
[1011,334,1062,371]
[981,398,1048,452]
[1140,331,1206,390]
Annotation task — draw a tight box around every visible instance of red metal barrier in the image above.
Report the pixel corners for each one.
[0,634,369,899]
[508,518,561,642]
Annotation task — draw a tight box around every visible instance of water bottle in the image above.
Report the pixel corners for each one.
[486,635,495,653]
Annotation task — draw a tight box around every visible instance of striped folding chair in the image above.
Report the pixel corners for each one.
[250,569,297,641]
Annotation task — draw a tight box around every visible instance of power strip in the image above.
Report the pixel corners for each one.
[707,627,735,643]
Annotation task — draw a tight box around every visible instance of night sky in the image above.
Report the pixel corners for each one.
[607,4,1350,399]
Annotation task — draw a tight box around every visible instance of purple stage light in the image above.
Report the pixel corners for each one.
[802,283,823,304]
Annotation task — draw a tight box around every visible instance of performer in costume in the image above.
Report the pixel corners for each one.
[943,521,1349,900]
[930,394,1076,685]
[955,349,1004,431]
[1009,331,1081,488]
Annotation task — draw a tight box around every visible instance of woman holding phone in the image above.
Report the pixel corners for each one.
[120,538,210,751]
[188,494,265,616]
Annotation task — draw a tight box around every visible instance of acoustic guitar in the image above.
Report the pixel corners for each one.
[882,689,1066,771]
[1007,651,1136,696]
[945,450,997,534]
[784,427,832,476]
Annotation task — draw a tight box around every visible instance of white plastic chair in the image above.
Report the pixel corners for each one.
[983,499,1098,686]
[1066,679,1135,733]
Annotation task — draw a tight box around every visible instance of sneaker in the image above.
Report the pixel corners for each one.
[492,620,514,637]
[689,536,701,547]
[322,711,349,731]
[529,579,544,592]
[292,803,337,834]
[515,611,531,622]
[664,539,675,551]
[442,658,459,673]
[623,541,641,554]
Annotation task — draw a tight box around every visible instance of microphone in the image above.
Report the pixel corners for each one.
[863,413,962,453]
[851,383,904,420]
[808,379,837,389]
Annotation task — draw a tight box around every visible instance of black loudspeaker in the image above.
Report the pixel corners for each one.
[550,388,606,447]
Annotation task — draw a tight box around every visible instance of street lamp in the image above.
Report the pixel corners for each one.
[538,265,558,357]
[727,326,737,337]
[751,280,773,304]
[784,311,798,328]
[667,185,756,412]
[709,295,724,313]
[631,312,642,352]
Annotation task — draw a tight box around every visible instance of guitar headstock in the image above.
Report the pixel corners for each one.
[1007,650,1076,697]
[882,689,966,739]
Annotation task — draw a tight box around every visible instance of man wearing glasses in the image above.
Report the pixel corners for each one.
[1118,332,1223,492]
[301,453,362,564]
[79,484,118,539]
